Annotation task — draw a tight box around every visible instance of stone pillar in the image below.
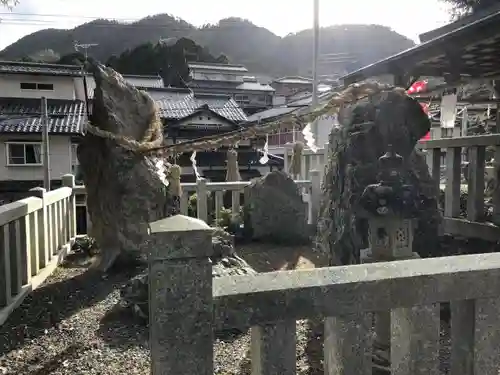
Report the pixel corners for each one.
[62,174,77,239]
[310,170,321,227]
[147,215,214,375]
[361,218,420,359]
[196,178,208,222]
[30,187,48,268]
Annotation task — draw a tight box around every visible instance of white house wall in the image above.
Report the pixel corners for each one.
[316,115,337,148]
[0,135,73,181]
[0,74,78,100]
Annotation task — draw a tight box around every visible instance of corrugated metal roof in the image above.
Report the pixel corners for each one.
[188,63,248,72]
[121,75,164,88]
[145,88,192,102]
[0,61,82,77]
[246,107,299,123]
[155,91,247,122]
[0,98,85,134]
[85,74,164,98]
[189,79,275,92]
[288,90,333,107]
[273,76,313,85]
[236,82,275,92]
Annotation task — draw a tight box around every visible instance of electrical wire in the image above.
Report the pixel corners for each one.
[0,13,257,31]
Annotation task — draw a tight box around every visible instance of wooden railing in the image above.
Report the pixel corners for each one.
[267,130,305,147]
[419,134,500,241]
[179,175,321,225]
[148,215,500,375]
[284,144,329,181]
[0,174,77,325]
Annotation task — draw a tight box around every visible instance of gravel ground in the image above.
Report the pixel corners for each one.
[0,243,458,375]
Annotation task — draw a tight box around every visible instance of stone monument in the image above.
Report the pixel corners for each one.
[243,171,310,244]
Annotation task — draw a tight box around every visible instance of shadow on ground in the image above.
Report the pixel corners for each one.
[0,252,141,355]
[97,304,148,349]
[236,242,328,272]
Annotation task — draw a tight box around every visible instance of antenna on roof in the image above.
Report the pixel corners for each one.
[74,40,99,60]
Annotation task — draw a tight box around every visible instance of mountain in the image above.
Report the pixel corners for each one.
[0,14,416,78]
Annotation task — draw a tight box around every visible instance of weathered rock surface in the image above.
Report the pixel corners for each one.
[120,229,256,322]
[317,88,441,265]
[243,171,310,244]
[78,62,171,271]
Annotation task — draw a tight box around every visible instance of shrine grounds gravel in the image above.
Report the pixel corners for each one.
[0,243,461,375]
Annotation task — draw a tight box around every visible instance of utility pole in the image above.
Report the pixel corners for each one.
[312,0,319,112]
[41,97,50,190]
[311,0,320,157]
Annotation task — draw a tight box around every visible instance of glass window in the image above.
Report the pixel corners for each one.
[20,82,37,90]
[37,83,54,91]
[7,143,42,165]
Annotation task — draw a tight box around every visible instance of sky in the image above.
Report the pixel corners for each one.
[0,0,453,51]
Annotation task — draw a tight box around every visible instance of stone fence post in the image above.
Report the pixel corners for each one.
[62,174,77,239]
[147,214,214,375]
[310,169,321,227]
[196,178,208,222]
[30,187,48,268]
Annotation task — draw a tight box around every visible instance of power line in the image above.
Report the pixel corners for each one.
[0,11,145,22]
[0,13,258,31]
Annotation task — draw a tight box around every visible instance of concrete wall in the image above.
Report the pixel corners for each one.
[0,74,79,100]
[0,134,75,181]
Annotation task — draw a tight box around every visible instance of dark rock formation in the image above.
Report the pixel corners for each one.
[77,62,171,271]
[120,229,256,322]
[243,171,310,244]
[317,88,441,265]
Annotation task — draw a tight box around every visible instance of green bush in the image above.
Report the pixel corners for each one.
[187,192,215,220]
[72,235,98,255]
[216,206,243,229]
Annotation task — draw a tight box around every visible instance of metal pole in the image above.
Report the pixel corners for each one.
[41,97,50,190]
[312,0,319,111]
[312,0,320,169]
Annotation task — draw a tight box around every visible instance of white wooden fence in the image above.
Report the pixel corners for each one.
[179,174,321,226]
[0,174,77,325]
[283,143,329,181]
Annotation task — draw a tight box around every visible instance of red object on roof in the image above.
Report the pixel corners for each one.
[407,80,427,94]
[418,103,430,141]
[406,84,430,141]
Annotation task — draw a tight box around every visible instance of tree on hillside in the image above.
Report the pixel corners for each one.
[56,52,86,66]
[441,0,500,15]
[106,37,221,88]
[106,42,188,87]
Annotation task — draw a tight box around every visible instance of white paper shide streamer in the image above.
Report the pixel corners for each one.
[440,93,458,129]
[302,122,318,153]
[190,151,201,180]
[259,134,269,164]
[153,157,169,187]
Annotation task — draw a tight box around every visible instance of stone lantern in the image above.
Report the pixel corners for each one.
[360,145,420,262]
[359,145,421,366]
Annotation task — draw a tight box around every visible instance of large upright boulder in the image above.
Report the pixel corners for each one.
[78,62,171,271]
[244,171,310,243]
[317,88,441,265]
